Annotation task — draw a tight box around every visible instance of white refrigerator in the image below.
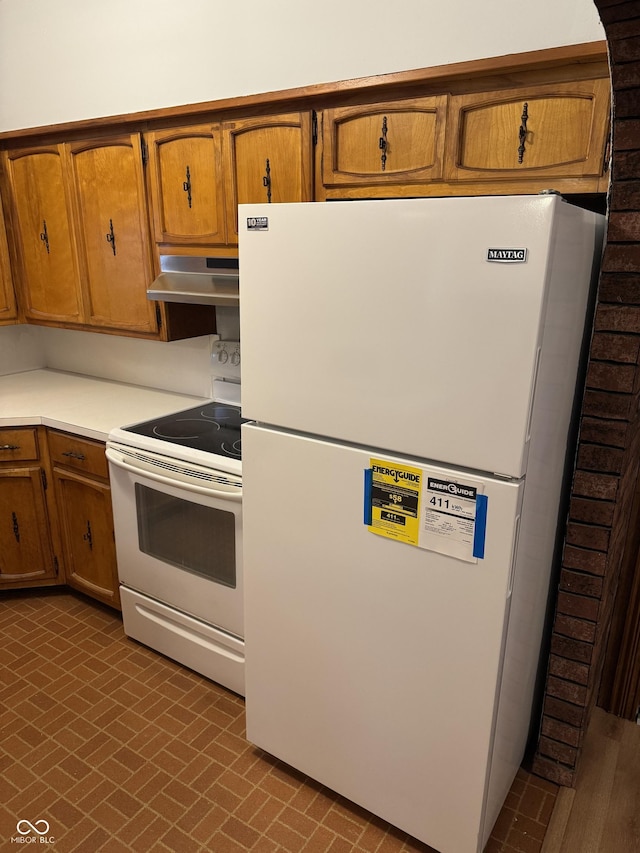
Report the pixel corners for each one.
[238,196,604,853]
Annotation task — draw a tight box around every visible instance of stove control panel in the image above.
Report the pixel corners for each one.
[211,340,241,381]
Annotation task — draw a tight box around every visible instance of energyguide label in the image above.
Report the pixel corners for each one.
[364,458,488,562]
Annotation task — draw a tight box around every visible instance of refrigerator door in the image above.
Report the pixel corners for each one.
[243,423,523,853]
[239,195,601,478]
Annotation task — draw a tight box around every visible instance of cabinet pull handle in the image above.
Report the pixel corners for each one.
[0,444,20,451]
[40,220,50,254]
[183,164,192,208]
[62,450,86,461]
[12,511,20,543]
[262,158,272,203]
[379,115,388,172]
[106,219,117,255]
[518,102,529,164]
[83,520,93,551]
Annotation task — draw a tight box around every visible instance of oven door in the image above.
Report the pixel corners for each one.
[106,443,243,638]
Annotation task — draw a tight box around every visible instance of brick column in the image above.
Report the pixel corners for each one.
[533,1,640,785]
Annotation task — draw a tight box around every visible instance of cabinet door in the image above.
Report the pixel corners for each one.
[446,79,611,181]
[3,147,83,324]
[53,466,120,609]
[67,134,158,334]
[146,124,227,245]
[322,96,447,187]
[0,193,18,324]
[222,112,314,242]
[0,466,57,584]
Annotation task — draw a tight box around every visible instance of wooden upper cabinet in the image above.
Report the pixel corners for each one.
[222,112,314,242]
[446,79,611,181]
[0,194,18,324]
[2,135,212,341]
[146,124,227,246]
[3,146,83,324]
[0,46,611,331]
[322,96,447,187]
[66,134,158,334]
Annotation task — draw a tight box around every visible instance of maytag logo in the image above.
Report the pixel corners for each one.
[486,248,528,263]
[246,216,269,231]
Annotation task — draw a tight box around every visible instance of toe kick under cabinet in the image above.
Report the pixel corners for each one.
[47,430,120,609]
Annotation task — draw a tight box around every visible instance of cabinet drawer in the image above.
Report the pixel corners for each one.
[48,430,108,479]
[0,428,39,462]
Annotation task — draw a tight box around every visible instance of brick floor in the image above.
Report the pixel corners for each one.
[0,589,558,852]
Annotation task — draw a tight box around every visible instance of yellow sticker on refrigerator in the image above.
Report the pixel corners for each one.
[367,459,422,545]
[365,460,487,562]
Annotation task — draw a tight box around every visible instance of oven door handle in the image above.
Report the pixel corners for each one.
[105,448,242,502]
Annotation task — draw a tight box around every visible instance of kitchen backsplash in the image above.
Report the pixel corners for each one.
[0,325,216,397]
[0,325,45,375]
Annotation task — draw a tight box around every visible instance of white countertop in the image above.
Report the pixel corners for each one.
[0,369,210,441]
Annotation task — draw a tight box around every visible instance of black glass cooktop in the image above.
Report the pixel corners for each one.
[124,402,247,460]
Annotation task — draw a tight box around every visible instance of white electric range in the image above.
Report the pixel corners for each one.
[106,346,246,695]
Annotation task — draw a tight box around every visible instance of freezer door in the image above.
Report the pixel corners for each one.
[243,423,524,853]
[239,196,602,478]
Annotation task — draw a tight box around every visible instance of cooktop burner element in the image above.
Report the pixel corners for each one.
[221,438,242,459]
[153,419,220,440]
[123,402,247,459]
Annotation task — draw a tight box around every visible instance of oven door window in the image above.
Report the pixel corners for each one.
[135,483,236,588]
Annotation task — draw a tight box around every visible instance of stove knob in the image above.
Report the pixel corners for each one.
[219,347,229,364]
[231,349,240,366]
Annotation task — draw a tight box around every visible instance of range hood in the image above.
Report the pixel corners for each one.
[147,255,239,306]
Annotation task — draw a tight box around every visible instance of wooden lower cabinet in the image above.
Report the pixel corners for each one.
[0,426,120,607]
[0,428,59,587]
[48,430,120,609]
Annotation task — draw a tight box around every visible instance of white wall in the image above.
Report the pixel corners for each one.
[0,0,605,131]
